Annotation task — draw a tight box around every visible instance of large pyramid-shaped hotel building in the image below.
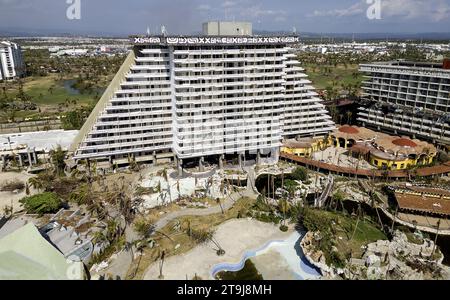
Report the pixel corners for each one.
[70,22,335,167]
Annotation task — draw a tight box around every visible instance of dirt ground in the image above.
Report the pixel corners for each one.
[143,219,291,280]
[0,172,37,215]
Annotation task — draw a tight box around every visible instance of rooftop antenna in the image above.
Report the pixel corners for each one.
[293,26,297,35]
[146,26,150,36]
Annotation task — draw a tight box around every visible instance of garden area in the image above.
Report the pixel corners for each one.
[0,49,125,129]
[298,207,387,268]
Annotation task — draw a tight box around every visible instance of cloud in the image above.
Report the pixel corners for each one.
[307,0,450,22]
[381,0,450,22]
[241,7,287,19]
[221,1,236,8]
[308,2,365,18]
[197,4,211,11]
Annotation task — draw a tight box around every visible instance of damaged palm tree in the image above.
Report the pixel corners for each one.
[158,250,165,280]
[190,228,225,256]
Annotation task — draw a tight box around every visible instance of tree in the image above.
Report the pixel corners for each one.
[134,217,153,239]
[278,199,290,226]
[50,145,66,176]
[332,191,345,213]
[216,198,224,214]
[25,182,30,195]
[190,228,225,256]
[291,167,308,181]
[62,110,84,130]
[346,111,353,125]
[19,192,62,215]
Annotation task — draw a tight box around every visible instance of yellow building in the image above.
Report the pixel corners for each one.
[332,125,437,170]
[281,137,331,158]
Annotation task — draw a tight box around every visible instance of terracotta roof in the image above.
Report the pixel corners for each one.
[392,138,417,148]
[396,185,450,197]
[338,125,359,134]
[394,192,450,216]
[280,152,450,179]
[332,126,437,158]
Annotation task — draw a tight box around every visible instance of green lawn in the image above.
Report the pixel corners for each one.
[302,208,387,260]
[326,210,386,258]
[303,63,364,91]
[24,75,98,105]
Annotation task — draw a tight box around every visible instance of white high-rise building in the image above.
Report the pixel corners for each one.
[358,60,450,146]
[0,41,25,81]
[71,23,334,168]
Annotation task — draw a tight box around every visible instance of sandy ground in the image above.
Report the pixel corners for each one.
[312,147,376,169]
[143,219,291,280]
[0,172,37,215]
[251,249,297,280]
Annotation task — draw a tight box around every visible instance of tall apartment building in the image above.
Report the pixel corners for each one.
[0,41,25,81]
[71,22,334,168]
[358,60,450,146]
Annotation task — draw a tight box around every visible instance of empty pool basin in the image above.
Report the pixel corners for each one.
[211,231,321,280]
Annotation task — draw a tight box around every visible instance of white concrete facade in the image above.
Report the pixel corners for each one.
[358,61,450,145]
[0,41,25,81]
[73,34,334,164]
[202,21,252,36]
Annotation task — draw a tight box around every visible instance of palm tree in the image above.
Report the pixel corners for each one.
[216,198,224,214]
[278,199,290,226]
[158,250,165,280]
[49,145,66,176]
[350,204,362,241]
[346,111,353,125]
[191,228,225,256]
[28,177,44,192]
[92,230,108,246]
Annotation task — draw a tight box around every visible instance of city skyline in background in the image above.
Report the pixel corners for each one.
[0,0,450,37]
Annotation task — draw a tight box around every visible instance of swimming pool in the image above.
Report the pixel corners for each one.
[211,231,321,280]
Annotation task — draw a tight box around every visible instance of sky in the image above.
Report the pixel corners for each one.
[0,0,450,36]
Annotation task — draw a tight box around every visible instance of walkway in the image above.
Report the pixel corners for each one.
[315,175,334,208]
[281,152,450,179]
[97,183,258,279]
[379,206,450,236]
[153,188,257,231]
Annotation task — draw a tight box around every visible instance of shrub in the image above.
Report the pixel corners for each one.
[133,217,153,238]
[290,167,308,181]
[279,225,289,232]
[19,192,62,215]
[437,151,449,164]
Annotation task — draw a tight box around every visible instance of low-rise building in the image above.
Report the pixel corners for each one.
[281,137,330,158]
[331,125,436,170]
[0,130,78,171]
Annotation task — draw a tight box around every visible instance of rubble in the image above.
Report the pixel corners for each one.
[301,229,450,280]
